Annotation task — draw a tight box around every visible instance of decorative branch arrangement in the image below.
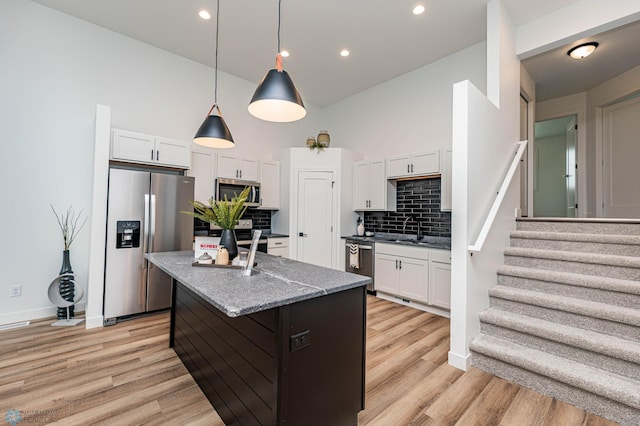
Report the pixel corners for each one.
[184,186,250,230]
[51,204,88,250]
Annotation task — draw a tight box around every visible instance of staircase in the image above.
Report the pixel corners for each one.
[470,218,640,425]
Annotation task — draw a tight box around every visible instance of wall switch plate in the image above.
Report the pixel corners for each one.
[10,285,21,297]
[290,330,311,352]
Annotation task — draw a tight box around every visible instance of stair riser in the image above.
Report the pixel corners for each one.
[516,221,640,235]
[489,297,640,342]
[471,353,640,426]
[504,255,640,281]
[480,322,640,380]
[510,237,640,257]
[497,274,640,309]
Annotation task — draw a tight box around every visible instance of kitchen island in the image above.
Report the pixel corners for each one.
[146,250,370,426]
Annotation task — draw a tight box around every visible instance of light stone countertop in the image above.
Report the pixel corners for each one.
[146,250,370,318]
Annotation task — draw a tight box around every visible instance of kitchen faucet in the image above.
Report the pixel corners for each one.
[403,216,424,240]
[402,217,411,234]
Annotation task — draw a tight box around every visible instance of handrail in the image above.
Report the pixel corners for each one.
[468,140,528,254]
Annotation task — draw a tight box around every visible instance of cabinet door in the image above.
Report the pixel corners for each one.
[386,155,410,178]
[239,156,259,181]
[441,148,452,211]
[353,161,370,210]
[374,253,399,294]
[259,160,280,209]
[217,154,239,178]
[155,137,191,168]
[368,159,387,210]
[429,261,451,309]
[398,257,429,303]
[188,148,216,202]
[268,246,289,258]
[111,130,156,164]
[411,150,440,175]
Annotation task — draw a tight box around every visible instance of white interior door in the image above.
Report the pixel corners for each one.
[565,119,577,217]
[297,171,334,267]
[603,96,640,218]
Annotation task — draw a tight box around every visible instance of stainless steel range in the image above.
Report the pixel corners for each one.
[345,239,375,293]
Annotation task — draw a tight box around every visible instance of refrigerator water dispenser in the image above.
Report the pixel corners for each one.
[116,220,140,248]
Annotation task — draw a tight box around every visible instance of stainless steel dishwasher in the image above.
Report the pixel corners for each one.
[345,239,375,293]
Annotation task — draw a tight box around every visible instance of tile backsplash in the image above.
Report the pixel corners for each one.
[363,177,451,238]
[194,209,272,235]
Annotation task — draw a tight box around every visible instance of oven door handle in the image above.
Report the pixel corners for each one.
[346,243,372,250]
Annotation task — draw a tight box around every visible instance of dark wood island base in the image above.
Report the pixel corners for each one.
[171,281,366,425]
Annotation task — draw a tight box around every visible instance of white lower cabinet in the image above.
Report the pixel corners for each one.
[374,243,429,303]
[375,243,451,309]
[429,249,451,309]
[267,237,289,258]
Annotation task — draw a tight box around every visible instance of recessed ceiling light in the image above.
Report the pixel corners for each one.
[567,42,598,59]
[340,49,350,57]
[413,5,425,15]
[280,50,290,58]
[198,10,211,20]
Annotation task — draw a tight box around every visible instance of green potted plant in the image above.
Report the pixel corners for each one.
[184,186,250,261]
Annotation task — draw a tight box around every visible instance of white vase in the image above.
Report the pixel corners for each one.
[357,222,365,236]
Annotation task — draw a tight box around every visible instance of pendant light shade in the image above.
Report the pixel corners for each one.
[248,0,306,123]
[194,105,234,149]
[194,0,234,148]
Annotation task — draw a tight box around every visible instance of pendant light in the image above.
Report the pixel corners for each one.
[248,0,306,122]
[194,0,234,148]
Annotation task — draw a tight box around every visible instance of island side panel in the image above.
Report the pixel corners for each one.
[172,282,279,425]
[279,286,366,425]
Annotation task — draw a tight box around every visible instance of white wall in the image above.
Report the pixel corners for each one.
[0,0,321,325]
[448,0,521,371]
[320,43,487,157]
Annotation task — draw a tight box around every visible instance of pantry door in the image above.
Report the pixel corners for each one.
[297,171,334,268]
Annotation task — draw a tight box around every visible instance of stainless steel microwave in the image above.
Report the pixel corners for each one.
[215,178,261,207]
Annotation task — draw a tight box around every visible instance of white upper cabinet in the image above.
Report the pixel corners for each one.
[111,129,191,169]
[441,148,452,211]
[259,160,280,210]
[353,159,396,211]
[217,154,259,181]
[187,146,216,203]
[386,149,440,179]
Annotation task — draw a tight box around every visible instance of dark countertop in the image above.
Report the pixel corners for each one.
[146,250,370,317]
[264,233,289,238]
[342,233,451,250]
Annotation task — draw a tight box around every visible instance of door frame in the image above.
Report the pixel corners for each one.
[535,97,587,217]
[290,166,339,269]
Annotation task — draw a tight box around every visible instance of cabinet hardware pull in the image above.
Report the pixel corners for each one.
[239,170,242,178]
[395,259,398,269]
[411,164,414,173]
[151,150,154,160]
[399,260,402,269]
[407,164,410,173]
[156,151,159,161]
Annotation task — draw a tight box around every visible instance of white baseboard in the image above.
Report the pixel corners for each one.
[85,315,104,329]
[0,302,86,327]
[448,350,471,371]
[374,291,451,318]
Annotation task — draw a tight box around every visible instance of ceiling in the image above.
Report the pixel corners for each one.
[30,0,638,107]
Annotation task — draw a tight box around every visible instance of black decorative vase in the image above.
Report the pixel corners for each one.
[220,229,238,261]
[58,249,75,319]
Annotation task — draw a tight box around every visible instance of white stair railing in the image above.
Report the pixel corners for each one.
[468,140,528,254]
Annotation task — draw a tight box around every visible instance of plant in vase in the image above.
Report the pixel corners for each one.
[51,205,87,319]
[183,186,250,263]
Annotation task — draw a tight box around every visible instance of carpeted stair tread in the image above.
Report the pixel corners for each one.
[510,230,640,245]
[497,264,640,295]
[479,308,640,364]
[489,285,640,326]
[470,334,640,410]
[504,247,640,268]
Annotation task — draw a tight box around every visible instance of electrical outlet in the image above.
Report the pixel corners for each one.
[290,330,311,352]
[10,285,21,297]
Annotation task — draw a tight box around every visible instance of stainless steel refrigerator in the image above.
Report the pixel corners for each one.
[103,168,194,325]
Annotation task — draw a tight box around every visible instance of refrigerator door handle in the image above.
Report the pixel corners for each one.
[143,194,150,257]
[149,194,157,254]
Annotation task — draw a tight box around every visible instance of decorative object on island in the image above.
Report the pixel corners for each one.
[193,0,234,148]
[215,246,229,265]
[183,186,251,262]
[248,0,306,123]
[50,205,87,321]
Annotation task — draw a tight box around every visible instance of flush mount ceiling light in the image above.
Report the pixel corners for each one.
[413,5,425,15]
[567,42,599,59]
[248,0,306,123]
[340,49,350,57]
[194,0,234,149]
[198,10,211,20]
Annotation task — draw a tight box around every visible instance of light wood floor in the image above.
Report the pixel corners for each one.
[0,296,616,425]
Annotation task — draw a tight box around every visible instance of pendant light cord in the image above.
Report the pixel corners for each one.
[214,0,220,105]
[277,0,281,54]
